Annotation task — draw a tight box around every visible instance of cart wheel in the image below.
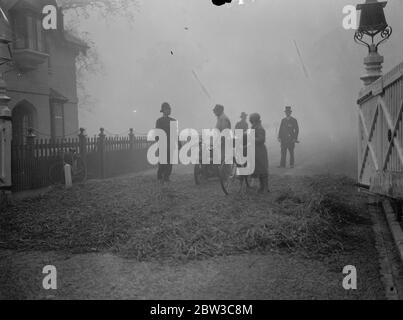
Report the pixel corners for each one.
[72,157,87,183]
[220,163,241,195]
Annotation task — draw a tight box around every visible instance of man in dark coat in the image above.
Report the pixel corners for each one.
[156,102,177,182]
[235,112,249,132]
[278,106,299,168]
[213,104,231,162]
[213,104,231,132]
[249,113,269,193]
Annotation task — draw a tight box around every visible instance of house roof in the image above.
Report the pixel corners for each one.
[64,32,89,50]
[50,88,68,102]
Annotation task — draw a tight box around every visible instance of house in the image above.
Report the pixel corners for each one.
[0,0,87,144]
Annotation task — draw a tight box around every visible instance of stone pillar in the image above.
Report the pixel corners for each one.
[129,128,135,150]
[0,73,12,192]
[129,128,136,171]
[361,44,384,86]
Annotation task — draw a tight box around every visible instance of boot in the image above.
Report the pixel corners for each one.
[265,175,270,193]
[258,177,264,193]
[258,175,268,194]
[258,175,269,193]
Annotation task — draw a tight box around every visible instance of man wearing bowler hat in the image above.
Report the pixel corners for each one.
[235,112,249,132]
[278,106,299,168]
[156,102,177,182]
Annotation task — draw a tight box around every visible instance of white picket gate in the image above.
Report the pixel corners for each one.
[358,61,403,198]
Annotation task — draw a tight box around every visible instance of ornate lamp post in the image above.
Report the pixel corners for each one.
[354,0,392,86]
[0,6,13,194]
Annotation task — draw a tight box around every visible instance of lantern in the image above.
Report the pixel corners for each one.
[354,0,392,51]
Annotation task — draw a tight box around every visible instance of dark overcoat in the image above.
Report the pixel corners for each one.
[252,123,268,176]
[278,116,299,144]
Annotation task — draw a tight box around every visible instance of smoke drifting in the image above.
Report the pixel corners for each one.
[68,0,403,178]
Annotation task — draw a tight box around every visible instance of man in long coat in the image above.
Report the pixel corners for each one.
[235,112,249,132]
[249,113,269,193]
[213,104,231,163]
[278,106,299,168]
[156,102,177,182]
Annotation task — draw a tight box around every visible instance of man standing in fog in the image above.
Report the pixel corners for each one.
[156,102,177,182]
[278,106,299,169]
[213,104,231,132]
[235,112,249,132]
[213,104,231,165]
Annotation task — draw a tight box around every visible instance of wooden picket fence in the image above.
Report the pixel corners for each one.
[11,128,153,192]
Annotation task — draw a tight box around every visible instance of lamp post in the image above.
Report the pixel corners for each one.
[354,0,392,86]
[0,6,13,194]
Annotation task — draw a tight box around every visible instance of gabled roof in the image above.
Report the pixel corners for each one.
[64,31,89,50]
[50,88,68,102]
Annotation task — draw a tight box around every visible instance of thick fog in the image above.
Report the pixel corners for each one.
[67,0,403,177]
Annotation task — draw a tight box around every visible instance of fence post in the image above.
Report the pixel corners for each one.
[129,128,135,150]
[98,128,106,179]
[129,128,136,171]
[78,128,87,162]
[0,74,12,196]
[26,128,36,189]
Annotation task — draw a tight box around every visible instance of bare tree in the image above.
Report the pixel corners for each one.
[57,0,137,19]
[56,0,138,111]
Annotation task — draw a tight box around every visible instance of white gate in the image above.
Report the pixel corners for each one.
[358,61,403,198]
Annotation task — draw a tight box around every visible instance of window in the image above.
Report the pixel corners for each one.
[12,13,26,49]
[36,19,44,52]
[11,11,45,52]
[50,101,65,139]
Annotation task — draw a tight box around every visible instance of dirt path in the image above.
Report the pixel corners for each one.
[0,249,382,300]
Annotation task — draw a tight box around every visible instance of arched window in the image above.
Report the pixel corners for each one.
[12,100,37,144]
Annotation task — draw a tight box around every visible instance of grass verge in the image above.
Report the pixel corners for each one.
[0,173,372,262]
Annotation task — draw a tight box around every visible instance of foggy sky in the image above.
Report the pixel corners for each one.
[69,0,403,142]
